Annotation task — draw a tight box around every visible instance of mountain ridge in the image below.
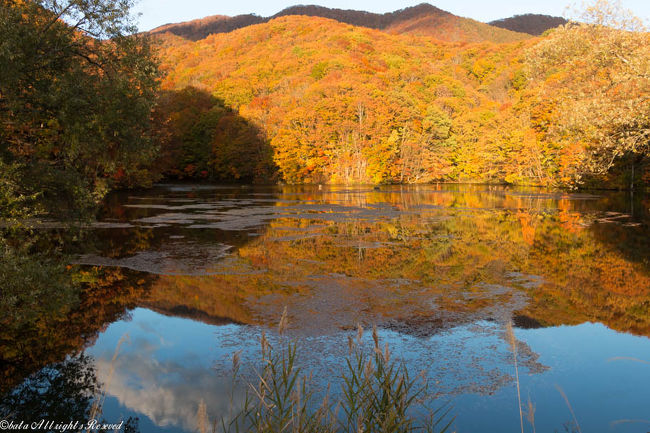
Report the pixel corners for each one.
[489,14,568,36]
[149,3,530,43]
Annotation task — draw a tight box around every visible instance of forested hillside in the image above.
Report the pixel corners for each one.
[154,5,649,188]
[1,0,648,198]
[149,3,529,44]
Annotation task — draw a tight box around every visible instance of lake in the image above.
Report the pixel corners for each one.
[2,184,649,432]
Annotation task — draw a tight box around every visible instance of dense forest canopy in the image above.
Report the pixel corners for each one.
[526,2,650,187]
[154,1,649,188]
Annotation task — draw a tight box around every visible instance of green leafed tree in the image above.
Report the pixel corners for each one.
[0,0,160,218]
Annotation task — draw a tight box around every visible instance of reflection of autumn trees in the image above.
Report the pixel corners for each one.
[4,186,646,398]
[1,353,140,433]
[81,187,649,339]
[222,191,650,336]
[0,262,153,393]
[524,219,650,334]
[1,354,98,425]
[143,272,298,326]
[106,186,647,336]
[0,354,99,430]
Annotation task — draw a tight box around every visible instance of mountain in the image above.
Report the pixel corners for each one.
[489,14,568,36]
[153,13,533,184]
[152,3,649,188]
[149,3,529,43]
[150,14,265,41]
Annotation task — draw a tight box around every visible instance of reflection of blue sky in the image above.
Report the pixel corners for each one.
[88,309,650,433]
[452,323,650,433]
[88,309,246,433]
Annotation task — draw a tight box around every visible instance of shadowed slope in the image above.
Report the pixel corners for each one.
[151,14,265,41]
[489,14,568,36]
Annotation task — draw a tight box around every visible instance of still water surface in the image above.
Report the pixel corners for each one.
[5,184,650,432]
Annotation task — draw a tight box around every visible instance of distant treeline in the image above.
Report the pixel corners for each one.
[489,14,568,36]
[148,3,530,44]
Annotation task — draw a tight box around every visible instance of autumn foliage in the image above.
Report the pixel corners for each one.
[153,2,649,188]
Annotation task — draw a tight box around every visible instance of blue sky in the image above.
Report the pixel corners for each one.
[133,0,650,31]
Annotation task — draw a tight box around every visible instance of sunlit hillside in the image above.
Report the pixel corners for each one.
[155,15,534,184]
[154,11,649,188]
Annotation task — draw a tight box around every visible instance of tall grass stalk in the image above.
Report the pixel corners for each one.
[87,333,129,429]
[555,385,582,433]
[216,322,453,433]
[506,321,524,433]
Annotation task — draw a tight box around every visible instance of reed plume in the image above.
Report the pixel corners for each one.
[505,320,524,433]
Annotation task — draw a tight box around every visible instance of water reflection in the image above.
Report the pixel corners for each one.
[0,263,155,393]
[89,310,245,432]
[0,353,140,433]
[84,184,650,337]
[0,354,98,424]
[87,309,547,432]
[2,184,649,433]
[85,310,650,433]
